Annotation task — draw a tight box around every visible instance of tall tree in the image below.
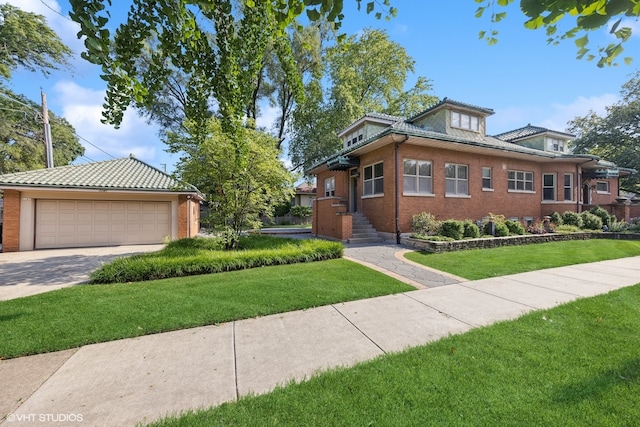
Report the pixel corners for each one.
[475,0,640,67]
[288,28,438,172]
[0,4,72,80]
[167,118,294,248]
[568,71,640,190]
[0,87,84,174]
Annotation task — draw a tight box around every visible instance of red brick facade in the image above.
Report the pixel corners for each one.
[178,195,200,239]
[2,190,21,252]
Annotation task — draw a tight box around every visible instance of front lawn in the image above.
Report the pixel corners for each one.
[149,283,640,426]
[0,259,412,359]
[405,239,640,280]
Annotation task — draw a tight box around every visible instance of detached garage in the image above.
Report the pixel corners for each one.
[0,156,203,252]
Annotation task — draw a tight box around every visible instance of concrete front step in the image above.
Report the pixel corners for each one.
[347,236,382,244]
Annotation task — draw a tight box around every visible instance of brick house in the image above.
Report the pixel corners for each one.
[0,156,203,252]
[307,98,636,243]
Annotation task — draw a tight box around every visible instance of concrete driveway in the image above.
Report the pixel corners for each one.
[0,245,165,301]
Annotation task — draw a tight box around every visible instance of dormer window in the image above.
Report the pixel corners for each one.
[451,111,479,132]
[546,137,565,152]
[345,129,364,147]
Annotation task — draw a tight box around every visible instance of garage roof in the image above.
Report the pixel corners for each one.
[0,156,202,196]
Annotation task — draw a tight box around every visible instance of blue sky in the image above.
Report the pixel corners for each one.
[5,0,640,174]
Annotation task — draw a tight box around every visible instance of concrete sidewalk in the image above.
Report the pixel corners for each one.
[2,255,640,426]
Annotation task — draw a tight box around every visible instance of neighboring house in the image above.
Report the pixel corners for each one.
[292,184,316,207]
[307,98,637,242]
[0,156,203,252]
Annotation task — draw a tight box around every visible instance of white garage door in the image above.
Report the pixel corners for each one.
[35,200,171,249]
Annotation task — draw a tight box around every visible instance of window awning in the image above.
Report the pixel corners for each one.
[327,156,359,171]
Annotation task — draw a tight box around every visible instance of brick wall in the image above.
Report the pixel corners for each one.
[2,190,20,252]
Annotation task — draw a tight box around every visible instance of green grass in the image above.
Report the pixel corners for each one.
[149,284,640,427]
[0,259,412,359]
[405,239,640,280]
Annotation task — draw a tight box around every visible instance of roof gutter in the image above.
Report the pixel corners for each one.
[394,133,409,244]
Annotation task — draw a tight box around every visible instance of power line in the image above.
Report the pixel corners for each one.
[38,0,74,22]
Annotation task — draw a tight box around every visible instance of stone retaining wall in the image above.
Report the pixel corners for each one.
[401,232,640,253]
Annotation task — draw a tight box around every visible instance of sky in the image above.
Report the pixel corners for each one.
[4,0,640,174]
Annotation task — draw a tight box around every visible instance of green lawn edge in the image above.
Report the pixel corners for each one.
[0,259,413,359]
[148,283,640,427]
[405,239,640,280]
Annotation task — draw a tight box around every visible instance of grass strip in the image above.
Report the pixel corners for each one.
[0,259,412,359]
[149,283,640,427]
[405,239,640,280]
[90,236,343,283]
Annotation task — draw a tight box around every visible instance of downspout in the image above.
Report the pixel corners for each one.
[394,134,409,244]
[577,160,591,212]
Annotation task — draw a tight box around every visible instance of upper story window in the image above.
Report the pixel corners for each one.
[451,111,479,132]
[508,170,534,192]
[482,167,493,190]
[363,162,384,196]
[403,159,433,194]
[324,177,335,197]
[445,163,468,196]
[546,137,566,152]
[345,129,364,147]
[543,173,556,201]
[596,181,610,194]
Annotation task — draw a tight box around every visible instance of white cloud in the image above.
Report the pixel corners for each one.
[52,81,164,165]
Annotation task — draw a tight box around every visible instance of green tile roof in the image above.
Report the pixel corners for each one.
[494,124,575,142]
[0,156,201,195]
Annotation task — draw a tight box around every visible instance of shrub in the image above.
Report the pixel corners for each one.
[412,212,441,235]
[440,220,464,240]
[589,205,612,227]
[463,220,480,238]
[562,211,583,228]
[291,205,312,219]
[608,219,628,232]
[410,234,454,242]
[550,212,563,225]
[505,219,525,235]
[493,222,510,237]
[555,224,582,234]
[581,211,603,230]
[526,221,547,234]
[629,217,640,232]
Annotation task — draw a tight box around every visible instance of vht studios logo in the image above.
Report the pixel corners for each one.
[6,413,84,423]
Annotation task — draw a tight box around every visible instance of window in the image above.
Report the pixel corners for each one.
[363,162,384,196]
[345,129,364,147]
[324,177,335,197]
[508,170,534,192]
[445,163,468,196]
[547,137,566,152]
[403,159,432,194]
[564,174,573,201]
[482,167,492,190]
[543,173,556,201]
[596,181,610,193]
[451,111,480,131]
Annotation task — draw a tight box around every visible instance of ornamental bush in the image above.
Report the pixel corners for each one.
[412,212,441,235]
[505,219,525,235]
[581,211,603,230]
[440,220,464,240]
[463,220,480,238]
[562,211,583,228]
[494,221,510,237]
[589,205,613,227]
[550,211,563,225]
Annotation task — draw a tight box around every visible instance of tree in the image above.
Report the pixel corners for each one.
[0,4,72,80]
[167,118,294,249]
[68,0,396,133]
[475,0,640,67]
[288,28,438,172]
[0,87,84,174]
[568,70,640,190]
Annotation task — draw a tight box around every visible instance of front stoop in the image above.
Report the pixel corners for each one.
[348,213,382,244]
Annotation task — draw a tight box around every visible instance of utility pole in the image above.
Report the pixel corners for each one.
[41,89,54,168]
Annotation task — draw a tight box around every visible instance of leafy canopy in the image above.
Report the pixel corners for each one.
[475,0,640,67]
[568,70,640,190]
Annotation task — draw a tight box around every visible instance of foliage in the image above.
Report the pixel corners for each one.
[504,219,525,235]
[561,211,584,228]
[475,0,639,67]
[0,87,84,174]
[410,233,454,242]
[411,212,441,235]
[90,236,343,284]
[589,205,613,226]
[629,217,640,232]
[550,211,563,225]
[555,224,583,234]
[526,220,549,234]
[463,220,480,238]
[482,214,509,237]
[289,28,438,171]
[167,118,294,248]
[0,4,72,80]
[0,258,411,359]
[607,218,629,232]
[581,211,603,230]
[493,221,510,237]
[291,205,312,219]
[440,219,464,240]
[569,71,640,190]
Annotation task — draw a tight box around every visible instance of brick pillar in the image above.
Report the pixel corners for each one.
[177,195,188,239]
[2,190,21,252]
